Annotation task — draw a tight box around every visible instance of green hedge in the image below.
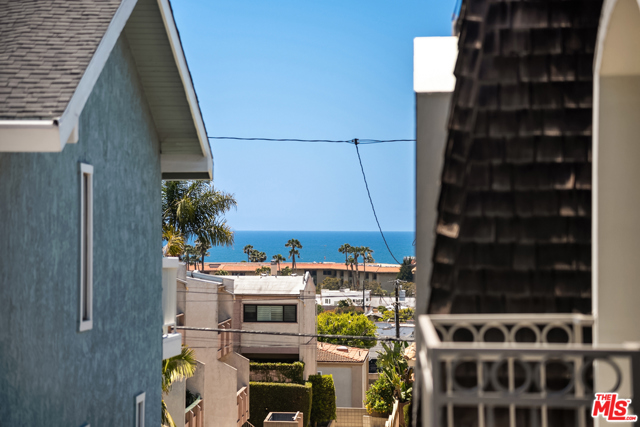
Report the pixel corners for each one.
[249,381,312,427]
[249,361,305,384]
[308,374,337,424]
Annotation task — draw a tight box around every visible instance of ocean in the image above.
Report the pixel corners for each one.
[204,230,415,265]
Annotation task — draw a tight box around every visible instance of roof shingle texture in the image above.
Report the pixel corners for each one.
[317,342,369,363]
[428,0,602,315]
[0,0,122,120]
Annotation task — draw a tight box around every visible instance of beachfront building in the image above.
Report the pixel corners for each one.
[316,342,369,408]
[190,271,318,381]
[0,0,213,425]
[318,289,372,309]
[196,261,400,292]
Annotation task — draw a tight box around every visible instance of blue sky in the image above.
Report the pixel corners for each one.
[172,0,457,232]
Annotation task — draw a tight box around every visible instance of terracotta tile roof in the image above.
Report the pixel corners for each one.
[317,342,369,363]
[428,0,601,314]
[191,262,400,274]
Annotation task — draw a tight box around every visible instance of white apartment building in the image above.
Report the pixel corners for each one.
[318,289,372,308]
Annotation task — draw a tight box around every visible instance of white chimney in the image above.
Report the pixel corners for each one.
[271,260,278,276]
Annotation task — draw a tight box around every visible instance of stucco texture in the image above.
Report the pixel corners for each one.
[0,34,162,426]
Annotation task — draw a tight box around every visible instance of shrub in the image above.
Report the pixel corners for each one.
[364,375,395,416]
[250,361,305,384]
[249,381,313,427]
[308,374,337,424]
[317,311,377,348]
[403,401,412,427]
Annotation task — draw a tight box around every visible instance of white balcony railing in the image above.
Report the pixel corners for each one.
[418,314,640,427]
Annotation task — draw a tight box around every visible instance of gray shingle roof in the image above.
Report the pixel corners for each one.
[0,0,122,120]
[428,0,602,315]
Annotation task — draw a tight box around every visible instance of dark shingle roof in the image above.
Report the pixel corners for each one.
[0,0,122,120]
[428,0,602,315]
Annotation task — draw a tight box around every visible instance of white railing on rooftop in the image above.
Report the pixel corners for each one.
[418,314,640,427]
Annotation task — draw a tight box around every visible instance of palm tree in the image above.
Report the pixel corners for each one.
[347,255,356,288]
[195,238,211,271]
[360,246,374,311]
[162,346,197,427]
[272,253,286,273]
[243,244,254,262]
[349,246,363,291]
[183,244,197,270]
[162,225,185,257]
[162,181,236,257]
[285,239,302,270]
[249,249,267,262]
[338,243,352,286]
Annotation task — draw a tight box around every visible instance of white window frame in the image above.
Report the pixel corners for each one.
[79,163,93,332]
[135,392,146,427]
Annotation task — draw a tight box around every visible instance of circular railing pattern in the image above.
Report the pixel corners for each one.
[436,321,581,344]
[447,354,623,397]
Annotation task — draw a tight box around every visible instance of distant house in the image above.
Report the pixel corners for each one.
[191,271,318,381]
[0,0,212,425]
[316,342,369,408]
[318,288,372,309]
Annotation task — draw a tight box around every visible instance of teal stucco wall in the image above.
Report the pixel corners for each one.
[0,34,162,426]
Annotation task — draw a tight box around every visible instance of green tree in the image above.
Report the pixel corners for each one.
[337,299,352,308]
[376,341,413,404]
[320,277,342,292]
[349,246,366,291]
[183,244,197,269]
[255,265,271,275]
[162,225,185,257]
[280,266,292,276]
[243,244,254,262]
[403,281,415,297]
[317,304,324,315]
[250,249,267,262]
[317,311,377,348]
[213,269,229,275]
[382,308,414,323]
[397,258,414,282]
[365,280,386,296]
[272,253,286,273]
[285,239,302,270]
[162,346,197,427]
[338,243,352,285]
[194,238,211,271]
[162,181,236,258]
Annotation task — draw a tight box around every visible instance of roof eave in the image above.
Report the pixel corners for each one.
[0,120,77,152]
[156,0,212,180]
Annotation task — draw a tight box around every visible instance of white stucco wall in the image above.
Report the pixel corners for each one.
[414,37,457,316]
[317,361,368,408]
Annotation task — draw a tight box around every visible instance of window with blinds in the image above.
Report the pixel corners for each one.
[243,305,297,322]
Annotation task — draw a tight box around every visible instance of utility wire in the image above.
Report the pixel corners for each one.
[353,139,402,265]
[176,326,413,342]
[208,136,414,145]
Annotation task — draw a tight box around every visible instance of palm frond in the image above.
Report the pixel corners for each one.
[162,399,176,427]
[162,346,197,394]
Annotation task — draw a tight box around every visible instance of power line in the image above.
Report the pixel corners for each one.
[353,139,402,265]
[207,136,414,145]
[176,326,413,342]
